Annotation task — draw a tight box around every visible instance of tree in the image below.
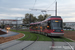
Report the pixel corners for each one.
[30,14,37,23]
[38,15,44,21]
[44,14,51,20]
[37,14,51,21]
[32,16,37,22]
[23,13,30,24]
[23,13,37,25]
[23,13,51,25]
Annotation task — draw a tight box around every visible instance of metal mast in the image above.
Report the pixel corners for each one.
[55,1,57,16]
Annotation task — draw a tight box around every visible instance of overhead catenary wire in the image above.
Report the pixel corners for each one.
[26,0,37,16]
[45,0,57,16]
[29,0,37,14]
[30,0,56,14]
[27,0,37,24]
[29,0,57,17]
[27,0,37,14]
[46,0,56,10]
[32,0,37,9]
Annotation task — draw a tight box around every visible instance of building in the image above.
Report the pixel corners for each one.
[64,22,75,30]
[0,19,23,28]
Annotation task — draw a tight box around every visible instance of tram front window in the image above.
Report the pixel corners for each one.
[51,20,63,29]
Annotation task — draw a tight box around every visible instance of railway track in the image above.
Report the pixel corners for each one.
[0,34,39,50]
[21,35,39,50]
[0,30,74,50]
[50,37,74,50]
[50,37,55,50]
[0,34,31,50]
[61,37,74,50]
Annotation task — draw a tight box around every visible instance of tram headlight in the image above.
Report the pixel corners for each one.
[36,27,38,28]
[61,30,63,31]
[47,26,49,28]
[53,29,55,31]
[40,27,42,29]
[7,28,10,30]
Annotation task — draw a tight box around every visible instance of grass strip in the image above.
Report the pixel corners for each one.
[10,29,73,42]
[61,37,74,42]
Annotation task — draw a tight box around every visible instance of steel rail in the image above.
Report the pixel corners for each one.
[21,35,39,50]
[0,34,31,50]
[50,37,55,50]
[61,38,74,50]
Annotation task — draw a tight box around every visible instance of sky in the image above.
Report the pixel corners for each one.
[0,0,75,22]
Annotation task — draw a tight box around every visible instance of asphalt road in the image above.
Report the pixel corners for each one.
[0,29,19,37]
[0,40,75,50]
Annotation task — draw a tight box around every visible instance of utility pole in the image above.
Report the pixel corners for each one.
[55,1,57,16]
[29,14,31,24]
[16,17,23,30]
[16,18,17,32]
[3,20,4,29]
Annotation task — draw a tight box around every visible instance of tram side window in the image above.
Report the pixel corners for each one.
[42,23,44,30]
[34,25,36,30]
[32,25,35,30]
[35,24,38,30]
[37,24,41,30]
[30,25,32,29]
[47,21,51,29]
[30,25,33,29]
[42,22,47,30]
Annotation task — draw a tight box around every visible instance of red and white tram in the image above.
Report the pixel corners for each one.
[30,16,64,36]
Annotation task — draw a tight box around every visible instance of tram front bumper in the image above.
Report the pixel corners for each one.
[48,33,64,36]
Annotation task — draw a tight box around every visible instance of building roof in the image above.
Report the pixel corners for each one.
[0,19,21,21]
[64,22,75,23]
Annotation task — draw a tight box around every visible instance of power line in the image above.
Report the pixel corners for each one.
[46,0,56,10]
[30,0,56,15]
[29,0,37,14]
[27,0,37,14]
[26,0,37,24]
[32,0,37,9]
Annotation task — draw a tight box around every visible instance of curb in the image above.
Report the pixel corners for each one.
[66,37,75,42]
[17,33,25,40]
[0,33,25,44]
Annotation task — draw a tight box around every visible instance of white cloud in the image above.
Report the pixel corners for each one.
[58,13,74,17]
[63,17,75,22]
[0,14,24,18]
[0,0,75,22]
[10,8,29,11]
[57,3,75,21]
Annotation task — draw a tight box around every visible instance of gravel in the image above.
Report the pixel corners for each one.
[64,31,75,41]
[0,33,24,44]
